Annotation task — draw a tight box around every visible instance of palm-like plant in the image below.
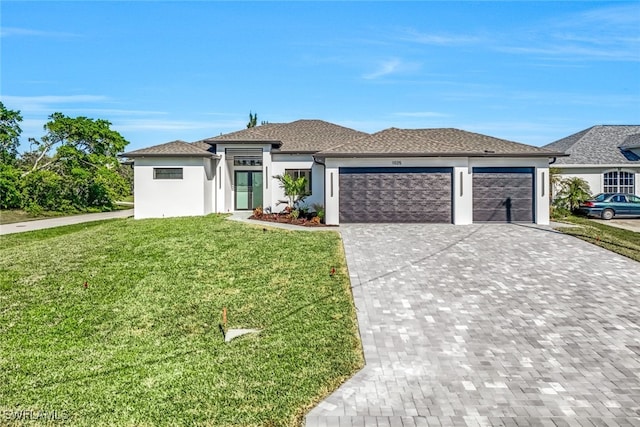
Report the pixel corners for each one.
[556,177,592,211]
[549,167,563,202]
[273,174,309,209]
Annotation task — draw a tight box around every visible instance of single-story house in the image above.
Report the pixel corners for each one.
[121,119,565,225]
[543,125,640,197]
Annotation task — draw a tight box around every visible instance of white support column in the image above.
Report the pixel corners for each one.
[324,166,340,225]
[262,147,273,211]
[536,167,550,225]
[215,148,227,213]
[453,166,473,224]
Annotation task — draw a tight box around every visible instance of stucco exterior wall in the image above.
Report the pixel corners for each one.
[203,159,215,215]
[133,157,209,219]
[132,151,554,225]
[554,166,640,197]
[324,156,551,225]
[270,153,323,213]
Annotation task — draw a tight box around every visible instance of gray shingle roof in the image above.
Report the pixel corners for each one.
[543,125,640,165]
[207,119,368,152]
[204,123,283,145]
[191,140,217,153]
[620,133,640,150]
[121,140,218,158]
[317,128,563,158]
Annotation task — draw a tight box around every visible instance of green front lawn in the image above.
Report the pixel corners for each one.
[554,214,640,262]
[0,215,363,426]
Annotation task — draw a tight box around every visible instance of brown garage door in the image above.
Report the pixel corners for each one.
[339,167,452,223]
[472,167,534,223]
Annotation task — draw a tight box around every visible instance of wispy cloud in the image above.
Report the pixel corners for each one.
[441,86,640,108]
[0,27,79,38]
[570,4,640,28]
[458,120,579,147]
[19,119,49,141]
[363,58,420,80]
[497,4,640,62]
[399,29,483,46]
[70,108,168,117]
[113,119,243,132]
[363,59,401,79]
[497,44,639,62]
[393,111,451,118]
[2,95,110,112]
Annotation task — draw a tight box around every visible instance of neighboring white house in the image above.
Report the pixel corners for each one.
[121,119,565,225]
[543,125,640,197]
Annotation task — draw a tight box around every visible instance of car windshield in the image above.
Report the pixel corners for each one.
[593,193,609,202]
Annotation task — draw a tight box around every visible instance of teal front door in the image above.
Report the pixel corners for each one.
[235,171,263,210]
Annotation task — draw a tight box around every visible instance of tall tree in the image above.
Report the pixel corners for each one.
[247,111,258,128]
[0,102,23,164]
[23,112,128,176]
[21,113,130,211]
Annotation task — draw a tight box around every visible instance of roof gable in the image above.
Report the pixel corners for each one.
[543,125,640,165]
[121,140,217,158]
[318,128,562,158]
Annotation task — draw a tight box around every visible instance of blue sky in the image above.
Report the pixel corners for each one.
[2,1,639,152]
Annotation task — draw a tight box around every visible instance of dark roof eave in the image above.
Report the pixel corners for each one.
[206,139,282,148]
[315,151,568,159]
[272,150,319,155]
[119,153,220,159]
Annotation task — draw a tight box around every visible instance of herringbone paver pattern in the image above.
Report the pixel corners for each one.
[306,224,640,427]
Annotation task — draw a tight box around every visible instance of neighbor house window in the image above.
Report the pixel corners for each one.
[154,168,183,179]
[285,169,312,195]
[603,171,635,194]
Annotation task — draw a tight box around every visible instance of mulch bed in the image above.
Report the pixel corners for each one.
[249,213,330,227]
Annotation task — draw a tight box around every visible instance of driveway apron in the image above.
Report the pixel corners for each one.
[306,224,640,426]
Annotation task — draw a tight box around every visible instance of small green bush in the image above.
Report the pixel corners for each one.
[20,169,65,212]
[0,164,22,209]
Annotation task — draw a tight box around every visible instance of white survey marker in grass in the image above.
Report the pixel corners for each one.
[225,328,261,343]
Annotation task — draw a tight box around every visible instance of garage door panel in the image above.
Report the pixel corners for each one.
[472,167,534,223]
[339,167,452,223]
[379,176,396,190]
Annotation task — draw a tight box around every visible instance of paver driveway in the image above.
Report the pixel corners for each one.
[306,224,640,427]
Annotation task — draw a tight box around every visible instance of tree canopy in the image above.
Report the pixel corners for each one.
[0,110,132,213]
[247,111,258,128]
[0,102,23,164]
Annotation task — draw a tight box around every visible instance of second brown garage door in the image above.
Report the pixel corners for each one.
[339,167,452,223]
[472,167,534,223]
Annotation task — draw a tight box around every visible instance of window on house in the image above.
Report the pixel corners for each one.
[153,168,183,179]
[233,156,263,166]
[285,169,312,195]
[603,171,635,194]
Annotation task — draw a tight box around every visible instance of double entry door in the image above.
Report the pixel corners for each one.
[235,171,263,210]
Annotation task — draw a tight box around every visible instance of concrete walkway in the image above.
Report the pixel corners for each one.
[0,209,134,235]
[306,223,640,426]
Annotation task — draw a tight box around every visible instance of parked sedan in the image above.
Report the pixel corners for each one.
[579,193,640,220]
